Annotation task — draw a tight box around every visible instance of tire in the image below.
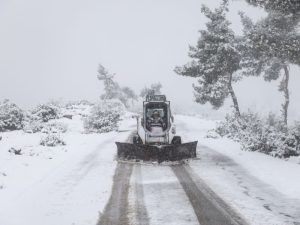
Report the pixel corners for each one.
[172,136,182,145]
[133,135,142,144]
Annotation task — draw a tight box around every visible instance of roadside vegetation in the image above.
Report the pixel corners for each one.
[176,0,300,158]
[0,99,25,132]
[216,111,300,158]
[83,100,123,133]
[0,99,126,152]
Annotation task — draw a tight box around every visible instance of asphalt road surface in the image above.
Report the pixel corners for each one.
[97,162,133,225]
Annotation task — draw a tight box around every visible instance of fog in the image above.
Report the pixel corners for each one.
[0,0,299,119]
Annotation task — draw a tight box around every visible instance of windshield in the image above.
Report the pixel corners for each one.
[145,102,168,131]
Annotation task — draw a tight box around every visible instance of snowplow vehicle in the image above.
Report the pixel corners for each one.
[116,95,197,163]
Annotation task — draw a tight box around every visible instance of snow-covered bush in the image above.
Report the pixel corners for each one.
[84,100,122,133]
[0,100,25,131]
[23,117,67,134]
[40,133,66,147]
[65,100,93,108]
[42,121,68,134]
[216,111,300,158]
[216,111,263,142]
[103,99,125,115]
[36,120,68,146]
[31,103,60,122]
[23,120,44,133]
[62,100,94,118]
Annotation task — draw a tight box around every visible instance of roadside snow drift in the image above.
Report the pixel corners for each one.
[0,110,135,225]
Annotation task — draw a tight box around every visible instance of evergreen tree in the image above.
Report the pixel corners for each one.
[97,64,137,107]
[175,1,241,116]
[245,0,300,15]
[97,64,120,100]
[240,12,300,125]
[120,86,138,107]
[140,82,163,98]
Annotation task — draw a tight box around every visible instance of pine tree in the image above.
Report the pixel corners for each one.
[240,12,300,125]
[175,1,241,116]
[97,64,137,107]
[120,86,138,107]
[245,0,300,15]
[97,64,120,100]
[140,83,163,98]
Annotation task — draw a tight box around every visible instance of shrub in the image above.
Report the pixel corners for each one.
[103,99,125,115]
[84,101,121,133]
[65,100,93,107]
[23,120,44,133]
[31,103,59,122]
[216,111,300,158]
[42,121,68,133]
[40,133,66,147]
[0,100,24,131]
[23,117,67,134]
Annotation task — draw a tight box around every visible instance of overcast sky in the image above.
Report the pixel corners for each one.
[0,0,299,119]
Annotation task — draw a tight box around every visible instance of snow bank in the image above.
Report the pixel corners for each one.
[0,103,136,225]
[176,115,300,199]
[176,115,300,224]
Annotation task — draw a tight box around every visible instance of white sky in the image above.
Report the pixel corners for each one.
[0,0,299,119]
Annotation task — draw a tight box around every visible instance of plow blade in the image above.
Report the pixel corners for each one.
[116,141,197,163]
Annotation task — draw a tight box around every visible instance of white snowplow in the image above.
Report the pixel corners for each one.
[116,95,197,163]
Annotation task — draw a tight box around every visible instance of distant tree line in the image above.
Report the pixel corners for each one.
[97,64,162,108]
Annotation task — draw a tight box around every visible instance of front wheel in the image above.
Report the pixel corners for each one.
[171,136,182,145]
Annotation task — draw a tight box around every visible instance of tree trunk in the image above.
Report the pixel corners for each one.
[281,65,290,125]
[228,73,241,117]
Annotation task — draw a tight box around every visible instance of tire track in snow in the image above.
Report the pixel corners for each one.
[139,163,199,225]
[193,145,300,225]
[129,164,150,225]
[98,130,246,225]
[97,162,133,225]
[98,157,246,225]
[172,164,248,225]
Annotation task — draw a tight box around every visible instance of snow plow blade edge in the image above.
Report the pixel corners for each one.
[116,141,197,163]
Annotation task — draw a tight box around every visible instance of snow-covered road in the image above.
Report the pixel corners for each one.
[0,131,131,225]
[1,114,300,225]
[189,145,300,225]
[176,115,300,225]
[128,163,200,225]
[98,162,133,225]
[98,161,247,225]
